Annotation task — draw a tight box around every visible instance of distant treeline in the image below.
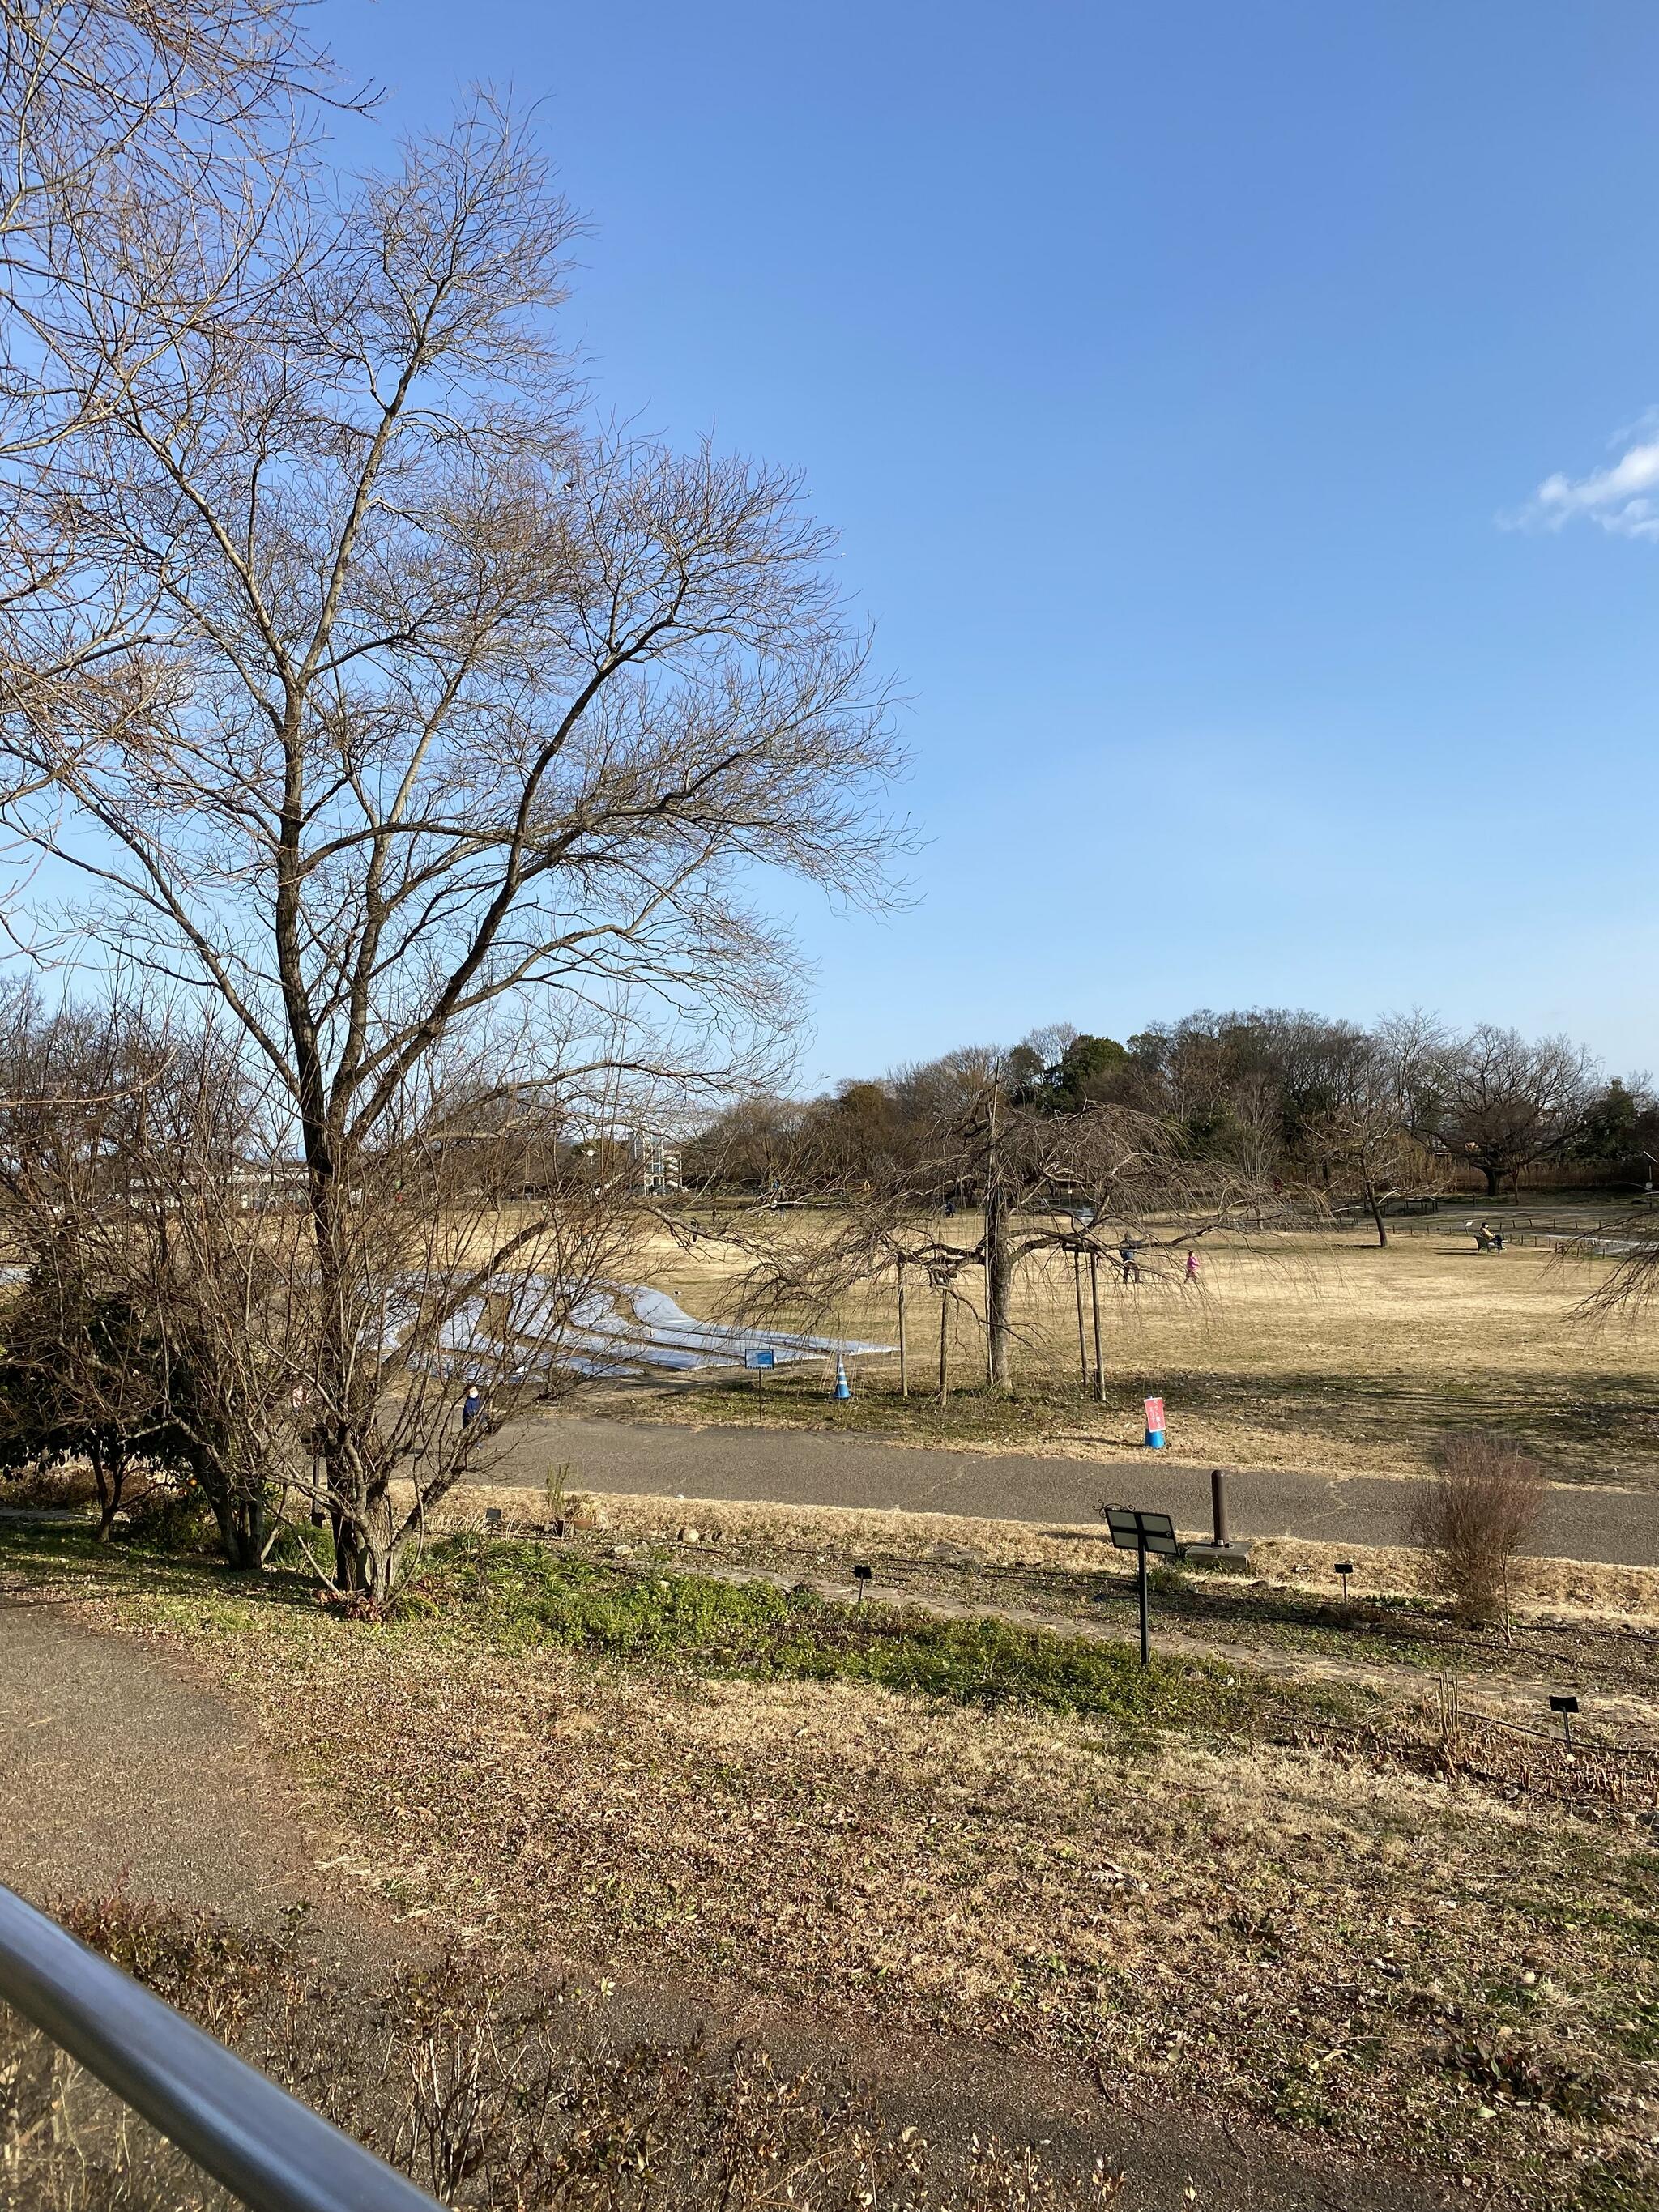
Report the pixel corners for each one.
[686,1009,1654,1202]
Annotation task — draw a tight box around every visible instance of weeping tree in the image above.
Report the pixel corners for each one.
[0,98,902,1596]
[683,1044,1272,1396]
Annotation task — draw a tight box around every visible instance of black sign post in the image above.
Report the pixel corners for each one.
[1102,1506,1183,1665]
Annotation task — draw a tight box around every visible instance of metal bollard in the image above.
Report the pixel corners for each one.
[1209,1468,1229,1547]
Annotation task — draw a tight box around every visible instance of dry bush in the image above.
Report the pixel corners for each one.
[1405,1434,1546,1627]
[0,1460,97,1511]
[1249,1536,1659,1622]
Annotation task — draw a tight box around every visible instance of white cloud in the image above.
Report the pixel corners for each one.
[1512,420,1659,540]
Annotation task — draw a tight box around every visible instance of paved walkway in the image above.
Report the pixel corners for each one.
[485,1411,1659,1565]
[0,1599,318,1917]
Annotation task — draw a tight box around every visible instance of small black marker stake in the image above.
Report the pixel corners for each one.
[1549,1693,1579,1751]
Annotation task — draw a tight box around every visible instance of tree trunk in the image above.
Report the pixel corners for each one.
[326,1431,399,1598]
[89,1438,115,1543]
[896,1261,907,1396]
[936,1288,949,1404]
[203,1473,267,1571]
[330,1485,366,1592]
[983,1178,1013,1392]
[1367,1184,1388,1247]
[1482,1163,1502,1197]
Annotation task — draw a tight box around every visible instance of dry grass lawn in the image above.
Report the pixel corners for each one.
[625,1215,1659,1484]
[436,1479,1659,1623]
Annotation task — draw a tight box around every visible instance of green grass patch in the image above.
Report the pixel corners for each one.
[0,1519,1359,1738]
[401,1535,1358,1737]
[0,1519,321,1636]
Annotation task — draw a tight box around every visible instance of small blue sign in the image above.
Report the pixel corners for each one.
[745,1346,776,1370]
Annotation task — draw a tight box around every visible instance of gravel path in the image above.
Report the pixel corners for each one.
[484,1410,1659,1564]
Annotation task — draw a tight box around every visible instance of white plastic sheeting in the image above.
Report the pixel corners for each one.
[0,1266,887,1384]
[412,1276,892,1383]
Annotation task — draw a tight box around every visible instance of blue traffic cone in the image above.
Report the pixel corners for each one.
[832,1356,851,1400]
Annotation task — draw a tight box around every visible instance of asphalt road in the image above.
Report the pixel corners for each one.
[487,1410,1659,1566]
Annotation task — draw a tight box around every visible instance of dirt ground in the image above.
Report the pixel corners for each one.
[0,1573,1456,2212]
[9,1503,1659,2211]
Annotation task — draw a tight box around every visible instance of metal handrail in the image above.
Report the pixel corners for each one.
[0,1881,441,2212]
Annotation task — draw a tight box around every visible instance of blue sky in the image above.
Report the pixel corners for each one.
[326,0,1659,1090]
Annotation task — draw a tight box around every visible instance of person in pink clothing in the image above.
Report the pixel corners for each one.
[1184,1250,1200,1282]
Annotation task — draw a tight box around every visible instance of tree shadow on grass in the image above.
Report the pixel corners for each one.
[1111,1366,1659,1482]
[672,1362,1659,1484]
[0,1523,325,1614]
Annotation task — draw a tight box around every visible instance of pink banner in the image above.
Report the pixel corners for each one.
[1143,1396,1166,1431]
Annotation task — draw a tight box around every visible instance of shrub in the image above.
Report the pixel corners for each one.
[122,1486,218,1558]
[0,1460,98,1511]
[1407,1434,1545,1629]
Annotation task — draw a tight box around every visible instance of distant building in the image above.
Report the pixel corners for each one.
[631,1132,681,1196]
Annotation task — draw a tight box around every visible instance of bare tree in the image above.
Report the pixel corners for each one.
[0,0,338,260]
[0,99,902,1595]
[0,2,352,940]
[1375,1008,1455,1138]
[1430,1026,1597,1198]
[683,1046,1270,1396]
[138,1061,640,1579]
[1307,1036,1443,1246]
[683,1092,812,1201]
[0,984,646,1574]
